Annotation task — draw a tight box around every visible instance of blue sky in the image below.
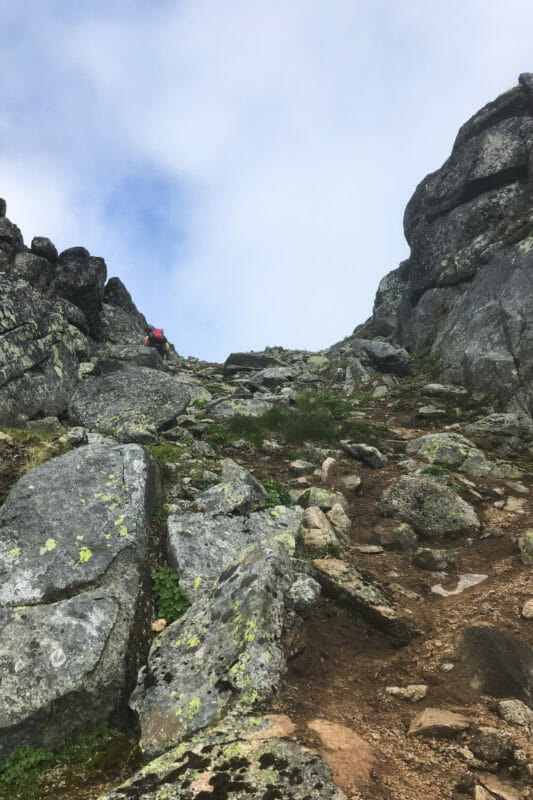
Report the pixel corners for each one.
[2,1,533,361]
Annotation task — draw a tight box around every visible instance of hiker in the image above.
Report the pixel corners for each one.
[144,327,170,360]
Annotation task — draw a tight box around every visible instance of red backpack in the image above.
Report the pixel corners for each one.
[151,328,164,343]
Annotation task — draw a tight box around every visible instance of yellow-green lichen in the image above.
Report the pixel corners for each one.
[79,547,93,563]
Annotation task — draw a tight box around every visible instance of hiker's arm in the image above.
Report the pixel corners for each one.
[143,335,149,346]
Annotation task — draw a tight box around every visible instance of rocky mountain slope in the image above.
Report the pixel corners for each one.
[0,76,533,800]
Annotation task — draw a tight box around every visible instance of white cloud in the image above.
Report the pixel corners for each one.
[2,1,533,359]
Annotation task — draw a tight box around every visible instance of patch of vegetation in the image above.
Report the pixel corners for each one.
[262,478,292,507]
[146,443,187,477]
[208,390,389,450]
[152,565,190,623]
[421,459,450,477]
[0,724,139,800]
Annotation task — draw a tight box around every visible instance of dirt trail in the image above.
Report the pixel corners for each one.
[238,409,533,799]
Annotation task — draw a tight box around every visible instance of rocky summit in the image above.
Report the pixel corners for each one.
[1,77,533,800]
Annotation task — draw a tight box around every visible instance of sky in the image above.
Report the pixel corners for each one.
[1,1,533,361]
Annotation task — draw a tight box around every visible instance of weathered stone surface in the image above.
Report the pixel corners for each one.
[167,505,301,597]
[456,626,533,704]
[31,236,58,262]
[224,351,282,370]
[207,394,289,420]
[99,715,347,800]
[290,458,316,476]
[385,684,428,702]
[519,530,533,564]
[68,366,203,440]
[469,727,514,764]
[288,574,322,610]
[250,366,294,389]
[380,474,480,538]
[421,383,468,399]
[431,573,488,596]
[93,345,165,375]
[130,541,293,758]
[49,247,107,337]
[0,276,88,424]
[406,432,494,476]
[498,699,533,734]
[328,337,410,376]
[192,458,268,515]
[299,486,349,512]
[0,443,161,758]
[413,547,458,571]
[342,442,388,469]
[312,558,420,644]
[12,251,54,290]
[371,75,533,419]
[368,521,418,551]
[408,708,470,738]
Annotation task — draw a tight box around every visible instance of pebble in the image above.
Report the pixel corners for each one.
[431,573,488,597]
[356,544,384,554]
[521,599,533,619]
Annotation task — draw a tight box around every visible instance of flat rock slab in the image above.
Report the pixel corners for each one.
[431,573,488,596]
[192,457,268,515]
[68,366,204,440]
[207,395,289,420]
[0,443,160,758]
[167,505,302,597]
[0,444,159,605]
[130,541,293,758]
[312,558,420,644]
[408,708,470,737]
[99,714,347,799]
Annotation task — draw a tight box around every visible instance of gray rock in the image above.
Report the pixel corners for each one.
[31,236,58,263]
[99,715,347,800]
[12,251,54,291]
[380,474,480,538]
[93,345,165,374]
[368,521,418,551]
[192,458,268,515]
[167,505,302,597]
[329,337,410,376]
[498,699,533,734]
[0,443,161,758]
[371,75,533,419]
[250,366,294,389]
[67,366,203,440]
[49,246,107,338]
[224,351,282,371]
[406,432,494,476]
[413,547,458,571]
[130,540,293,758]
[456,626,533,704]
[518,530,533,564]
[207,394,289,420]
[289,459,316,476]
[421,383,468,399]
[342,442,388,468]
[298,486,349,512]
[469,727,514,765]
[288,573,322,610]
[64,426,88,446]
[0,277,88,425]
[417,405,447,419]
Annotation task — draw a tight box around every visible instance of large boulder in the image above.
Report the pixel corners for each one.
[67,366,205,440]
[380,474,480,538]
[0,277,88,424]
[167,505,302,597]
[49,246,107,338]
[99,714,347,800]
[130,540,293,758]
[370,74,533,418]
[0,443,161,758]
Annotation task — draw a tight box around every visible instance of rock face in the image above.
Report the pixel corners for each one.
[371,73,533,418]
[0,443,161,758]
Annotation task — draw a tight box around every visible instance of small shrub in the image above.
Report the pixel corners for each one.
[262,478,292,507]
[152,565,189,623]
[0,746,56,797]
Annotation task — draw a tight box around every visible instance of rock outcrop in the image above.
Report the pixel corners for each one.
[371,73,533,419]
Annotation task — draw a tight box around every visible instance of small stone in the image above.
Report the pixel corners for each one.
[521,598,533,618]
[303,506,332,531]
[431,574,488,596]
[326,503,351,534]
[356,545,384,554]
[151,619,167,633]
[408,708,470,737]
[518,530,533,564]
[385,684,428,702]
[289,459,316,477]
[440,662,455,673]
[288,575,321,610]
[340,474,362,492]
[417,405,447,418]
[498,698,533,731]
[320,457,337,481]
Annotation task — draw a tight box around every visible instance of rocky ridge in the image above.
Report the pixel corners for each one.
[1,74,533,800]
